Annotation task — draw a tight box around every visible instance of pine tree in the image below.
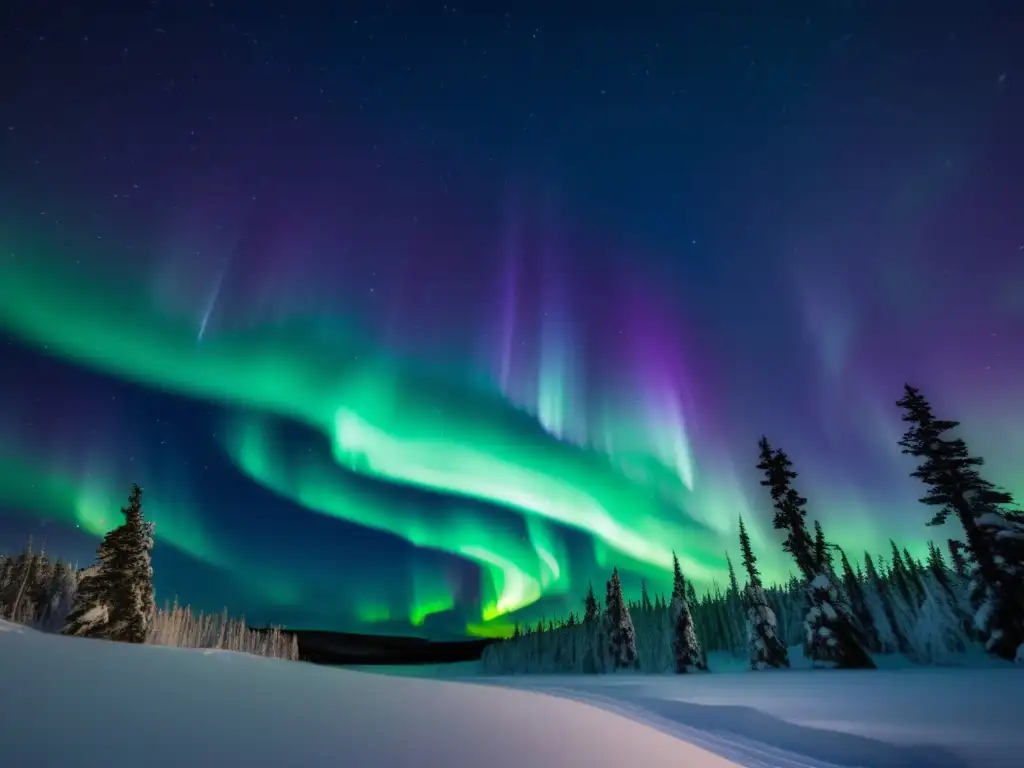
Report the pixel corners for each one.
[813,521,833,572]
[903,546,927,601]
[685,580,699,616]
[4,537,37,623]
[863,552,907,653]
[726,552,741,600]
[640,579,653,613]
[63,484,155,643]
[888,541,916,607]
[927,542,955,598]
[583,581,600,624]
[671,551,686,607]
[39,560,78,633]
[605,568,638,669]
[897,384,1024,660]
[838,547,879,652]
[738,516,789,669]
[723,552,744,654]
[738,517,758,584]
[757,437,816,580]
[669,553,705,672]
[757,437,874,669]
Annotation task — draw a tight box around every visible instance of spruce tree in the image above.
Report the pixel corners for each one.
[583,581,600,624]
[838,547,879,652]
[40,560,78,633]
[669,552,705,672]
[927,542,955,599]
[726,552,741,600]
[640,579,653,613]
[757,437,816,580]
[757,437,874,669]
[685,580,699,613]
[864,552,907,653]
[738,516,789,669]
[724,552,744,653]
[671,551,686,607]
[3,537,37,622]
[888,541,916,607]
[605,568,638,669]
[813,521,833,572]
[63,484,155,643]
[897,384,1024,660]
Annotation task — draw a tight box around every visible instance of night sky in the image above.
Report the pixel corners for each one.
[1,1,1021,638]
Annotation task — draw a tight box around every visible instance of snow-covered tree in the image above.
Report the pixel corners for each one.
[947,539,968,579]
[897,384,1024,660]
[605,568,638,670]
[61,565,110,638]
[1,537,39,623]
[862,552,905,653]
[64,483,155,642]
[739,516,789,669]
[669,552,705,672]
[888,541,917,608]
[39,560,78,633]
[147,598,299,659]
[757,436,874,669]
[723,553,744,655]
[926,542,956,599]
[813,521,833,573]
[837,547,879,651]
[909,575,968,665]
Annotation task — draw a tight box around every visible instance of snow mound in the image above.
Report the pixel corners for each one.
[0,622,739,768]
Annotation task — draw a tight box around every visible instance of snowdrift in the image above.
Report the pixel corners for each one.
[471,662,1023,768]
[0,621,738,768]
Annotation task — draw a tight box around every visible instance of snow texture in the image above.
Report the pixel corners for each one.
[464,651,1024,768]
[0,620,740,768]
[745,584,789,670]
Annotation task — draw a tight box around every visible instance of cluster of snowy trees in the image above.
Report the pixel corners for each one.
[148,598,299,659]
[1,483,298,661]
[483,385,1024,674]
[0,538,79,631]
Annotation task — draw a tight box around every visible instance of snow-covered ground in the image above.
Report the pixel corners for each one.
[4,621,1020,768]
[0,621,738,768]
[362,651,1023,768]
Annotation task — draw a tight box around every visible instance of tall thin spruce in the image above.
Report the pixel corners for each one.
[896,384,1024,660]
[738,516,789,669]
[757,436,874,669]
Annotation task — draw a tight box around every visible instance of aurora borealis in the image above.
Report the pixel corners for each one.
[1,4,1021,637]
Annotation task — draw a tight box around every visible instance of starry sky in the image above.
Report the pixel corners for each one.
[1,1,1021,638]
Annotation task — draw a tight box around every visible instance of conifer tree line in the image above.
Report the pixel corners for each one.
[1,484,298,661]
[482,384,1024,673]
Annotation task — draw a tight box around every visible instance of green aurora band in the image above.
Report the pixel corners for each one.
[0,445,303,607]
[0,238,723,620]
[224,414,563,623]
